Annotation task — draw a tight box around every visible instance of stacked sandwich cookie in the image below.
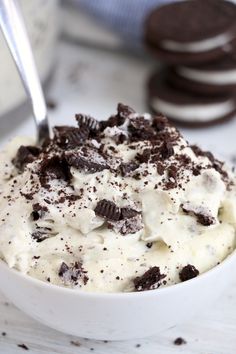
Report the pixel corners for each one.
[145,0,236,127]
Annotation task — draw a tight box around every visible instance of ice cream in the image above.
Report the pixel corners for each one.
[0,104,235,293]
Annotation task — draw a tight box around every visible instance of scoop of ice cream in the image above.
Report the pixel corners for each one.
[0,103,235,292]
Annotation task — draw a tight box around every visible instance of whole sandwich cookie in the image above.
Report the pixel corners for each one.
[148,70,236,127]
[170,46,236,95]
[145,0,236,65]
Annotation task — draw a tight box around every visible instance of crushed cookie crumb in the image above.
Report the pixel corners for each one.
[17,344,29,350]
[174,337,187,346]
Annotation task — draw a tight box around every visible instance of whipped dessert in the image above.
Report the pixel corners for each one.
[0,104,235,293]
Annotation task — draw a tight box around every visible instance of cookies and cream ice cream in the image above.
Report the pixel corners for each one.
[0,104,235,293]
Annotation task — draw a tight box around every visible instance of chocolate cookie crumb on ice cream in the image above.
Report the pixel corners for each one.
[0,104,235,293]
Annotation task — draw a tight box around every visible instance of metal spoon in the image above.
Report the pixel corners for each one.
[0,0,50,145]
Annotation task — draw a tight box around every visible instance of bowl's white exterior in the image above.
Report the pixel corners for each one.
[0,255,235,341]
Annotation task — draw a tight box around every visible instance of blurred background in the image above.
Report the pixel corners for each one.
[0,0,236,166]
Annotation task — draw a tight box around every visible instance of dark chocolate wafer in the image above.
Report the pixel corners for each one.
[145,0,236,65]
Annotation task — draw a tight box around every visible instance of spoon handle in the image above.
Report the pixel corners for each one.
[0,0,50,144]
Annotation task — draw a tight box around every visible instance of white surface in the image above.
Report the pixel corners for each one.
[1,39,236,352]
[1,283,236,354]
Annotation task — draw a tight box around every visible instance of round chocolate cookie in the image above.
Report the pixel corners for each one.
[145,0,236,65]
[169,45,236,95]
[147,69,236,127]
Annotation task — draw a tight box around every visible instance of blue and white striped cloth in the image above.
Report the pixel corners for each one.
[71,0,175,45]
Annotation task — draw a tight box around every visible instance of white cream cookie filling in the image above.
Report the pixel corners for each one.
[161,32,234,53]
[177,66,236,85]
[151,98,235,122]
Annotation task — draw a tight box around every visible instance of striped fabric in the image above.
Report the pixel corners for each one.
[71,0,176,45]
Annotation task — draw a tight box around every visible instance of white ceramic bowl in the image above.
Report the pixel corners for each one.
[0,254,235,341]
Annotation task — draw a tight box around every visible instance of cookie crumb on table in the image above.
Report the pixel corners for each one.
[46,99,57,110]
[174,337,187,345]
[17,344,29,350]
[70,340,81,347]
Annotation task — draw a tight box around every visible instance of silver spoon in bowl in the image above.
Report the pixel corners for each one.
[0,0,50,145]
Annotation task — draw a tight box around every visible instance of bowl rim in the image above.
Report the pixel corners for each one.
[0,248,236,299]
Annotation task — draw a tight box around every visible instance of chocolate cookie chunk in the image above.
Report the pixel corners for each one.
[53,126,89,150]
[179,264,199,282]
[182,202,215,226]
[133,267,166,291]
[76,114,100,133]
[13,145,41,170]
[95,199,121,221]
[58,261,88,286]
[95,200,143,235]
[39,156,72,188]
[65,149,109,173]
[108,208,143,235]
